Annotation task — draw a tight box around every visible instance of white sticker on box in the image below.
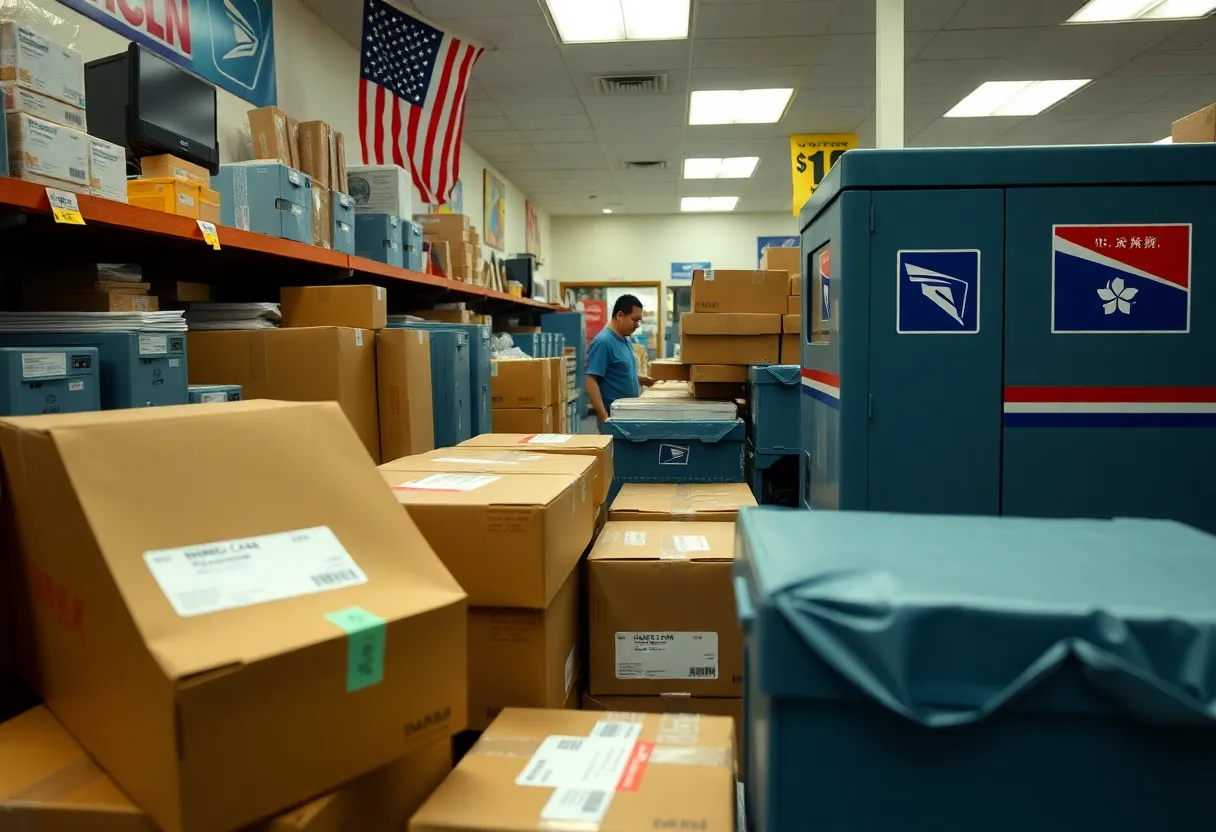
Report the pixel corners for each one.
[199,391,227,403]
[168,359,181,368]
[138,334,168,355]
[515,735,635,790]
[524,434,573,444]
[615,632,719,680]
[590,721,643,741]
[541,787,615,826]
[395,473,500,492]
[564,645,576,693]
[623,531,647,547]
[142,526,367,618]
[68,380,84,392]
[376,287,385,300]
[21,352,66,379]
[704,269,715,281]
[178,192,196,208]
[355,330,364,347]
[668,535,711,553]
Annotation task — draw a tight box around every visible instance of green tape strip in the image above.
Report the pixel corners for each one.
[325,606,386,693]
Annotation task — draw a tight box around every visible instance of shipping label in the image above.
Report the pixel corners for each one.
[615,631,719,680]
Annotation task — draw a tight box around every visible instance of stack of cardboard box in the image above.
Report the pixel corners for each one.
[15,262,159,312]
[128,153,220,223]
[0,400,468,832]
[550,355,570,432]
[415,214,480,282]
[761,247,803,364]
[490,358,556,433]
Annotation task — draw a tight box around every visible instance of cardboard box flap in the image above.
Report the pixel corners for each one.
[589,522,736,563]
[610,483,758,519]
[0,401,465,680]
[382,469,576,508]
[382,449,595,479]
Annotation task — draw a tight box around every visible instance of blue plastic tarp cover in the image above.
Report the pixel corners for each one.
[605,419,746,443]
[737,508,1216,727]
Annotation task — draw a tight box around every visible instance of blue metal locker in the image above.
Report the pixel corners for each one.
[411,329,470,448]
[395,322,491,437]
[799,144,1216,532]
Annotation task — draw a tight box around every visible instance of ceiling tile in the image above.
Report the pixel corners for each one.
[491,96,587,116]
[694,37,820,68]
[413,0,541,18]
[691,65,810,90]
[828,0,968,33]
[439,14,556,49]
[517,128,598,142]
[560,41,691,73]
[695,1,838,39]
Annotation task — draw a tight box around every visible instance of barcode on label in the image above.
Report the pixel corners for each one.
[68,112,83,125]
[581,791,607,814]
[596,723,624,738]
[555,738,583,751]
[69,167,85,179]
[311,569,359,587]
[688,666,716,678]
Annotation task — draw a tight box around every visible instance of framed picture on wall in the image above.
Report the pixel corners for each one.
[484,170,506,250]
[525,199,543,263]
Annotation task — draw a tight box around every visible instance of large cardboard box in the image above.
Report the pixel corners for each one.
[680,334,779,365]
[248,106,295,165]
[376,328,435,462]
[681,313,781,336]
[787,294,802,314]
[548,357,565,405]
[458,433,614,509]
[467,569,581,731]
[140,153,210,187]
[282,285,388,330]
[782,313,802,364]
[0,22,85,109]
[609,482,757,522]
[383,448,596,496]
[647,358,690,382]
[188,328,380,462]
[413,213,470,241]
[381,468,594,609]
[491,407,555,434]
[310,183,334,249]
[789,274,801,296]
[760,246,800,276]
[689,365,748,384]
[299,120,334,188]
[0,401,467,832]
[691,269,789,314]
[88,136,127,202]
[581,692,743,774]
[587,522,741,698]
[0,706,453,832]
[492,359,553,409]
[409,708,736,832]
[1172,103,1216,143]
[6,111,89,189]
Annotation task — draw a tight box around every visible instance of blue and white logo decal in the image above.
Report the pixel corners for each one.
[658,443,690,465]
[896,250,981,334]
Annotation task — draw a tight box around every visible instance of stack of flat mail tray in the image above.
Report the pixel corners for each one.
[609,396,737,421]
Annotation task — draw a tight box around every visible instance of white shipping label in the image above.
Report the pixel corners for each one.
[68,380,84,392]
[515,735,636,791]
[168,359,181,368]
[199,392,227,403]
[615,632,719,680]
[667,535,711,553]
[21,352,66,379]
[138,334,168,355]
[525,434,573,444]
[623,531,647,547]
[590,720,643,741]
[143,526,367,618]
[395,473,500,492]
[542,787,615,826]
[354,330,364,347]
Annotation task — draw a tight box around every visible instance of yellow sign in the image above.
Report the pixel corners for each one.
[197,220,221,250]
[790,133,857,216]
[45,188,85,225]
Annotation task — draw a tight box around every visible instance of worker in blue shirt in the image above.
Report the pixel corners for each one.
[586,293,655,428]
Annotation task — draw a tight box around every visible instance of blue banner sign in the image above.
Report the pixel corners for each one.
[757,236,798,266]
[672,261,711,281]
[57,0,277,107]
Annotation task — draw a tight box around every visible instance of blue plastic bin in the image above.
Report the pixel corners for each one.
[418,329,470,447]
[604,419,746,486]
[735,508,1216,832]
[397,322,491,437]
[747,365,800,454]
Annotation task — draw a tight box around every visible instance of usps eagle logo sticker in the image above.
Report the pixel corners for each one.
[896,250,981,334]
[1052,224,1192,334]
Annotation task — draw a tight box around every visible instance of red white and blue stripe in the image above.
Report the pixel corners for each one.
[801,369,840,410]
[1004,386,1216,428]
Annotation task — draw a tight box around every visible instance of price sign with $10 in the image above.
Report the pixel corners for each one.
[789,133,857,216]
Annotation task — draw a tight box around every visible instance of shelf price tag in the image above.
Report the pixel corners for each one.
[196,220,221,250]
[46,188,85,225]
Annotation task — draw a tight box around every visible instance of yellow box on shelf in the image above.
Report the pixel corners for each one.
[126,177,200,219]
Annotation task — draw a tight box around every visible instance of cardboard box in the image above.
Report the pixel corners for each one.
[681,313,781,336]
[334,131,348,193]
[492,359,554,409]
[609,482,758,522]
[127,178,201,218]
[548,357,565,405]
[199,186,220,224]
[281,286,388,332]
[581,693,743,773]
[689,382,743,400]
[348,165,413,216]
[760,246,799,276]
[248,106,294,164]
[492,407,555,434]
[286,117,301,169]
[648,358,690,382]
[680,334,779,365]
[410,308,471,323]
[20,290,157,312]
[384,449,597,496]
[1,81,85,130]
[0,22,85,108]
[147,280,210,303]
[1172,103,1216,143]
[88,135,126,201]
[781,333,799,364]
[0,705,454,832]
[409,708,736,832]
[188,328,380,461]
[692,269,789,314]
[588,521,741,697]
[0,401,468,832]
[783,313,801,333]
[299,120,333,188]
[689,365,748,384]
[467,569,581,731]
[381,467,593,609]
[458,433,614,509]
[376,328,435,462]
[414,213,470,240]
[310,182,334,248]
[5,111,88,188]
[787,294,802,314]
[789,274,801,295]
[140,153,211,187]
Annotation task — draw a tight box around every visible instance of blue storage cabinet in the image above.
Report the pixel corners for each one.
[543,311,588,414]
[604,419,746,488]
[410,329,470,448]
[0,347,99,415]
[735,507,1216,832]
[799,144,1216,532]
[397,321,491,437]
[748,365,800,454]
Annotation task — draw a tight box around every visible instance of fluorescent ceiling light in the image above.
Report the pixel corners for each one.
[1067,0,1216,23]
[683,157,760,179]
[1154,136,1173,143]
[602,208,614,213]
[944,80,1091,117]
[681,197,739,212]
[545,0,690,43]
[689,89,794,125]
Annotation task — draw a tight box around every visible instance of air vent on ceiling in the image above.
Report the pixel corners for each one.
[595,74,669,95]
[621,160,669,172]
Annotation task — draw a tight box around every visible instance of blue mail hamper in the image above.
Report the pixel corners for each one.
[735,507,1216,832]
[604,419,746,486]
[747,364,800,454]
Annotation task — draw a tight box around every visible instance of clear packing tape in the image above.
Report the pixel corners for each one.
[0,0,79,49]
[669,483,737,519]
[596,527,720,560]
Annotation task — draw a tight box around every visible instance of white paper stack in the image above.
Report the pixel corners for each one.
[186,303,281,331]
[0,310,187,333]
[609,397,738,421]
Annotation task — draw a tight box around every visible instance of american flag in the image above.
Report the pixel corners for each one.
[359,0,484,206]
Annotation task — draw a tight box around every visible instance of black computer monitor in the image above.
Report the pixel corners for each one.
[85,43,220,175]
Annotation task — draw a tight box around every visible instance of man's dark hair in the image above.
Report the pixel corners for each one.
[613,294,643,318]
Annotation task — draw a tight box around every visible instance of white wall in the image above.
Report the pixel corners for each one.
[550,213,799,290]
[56,0,549,280]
